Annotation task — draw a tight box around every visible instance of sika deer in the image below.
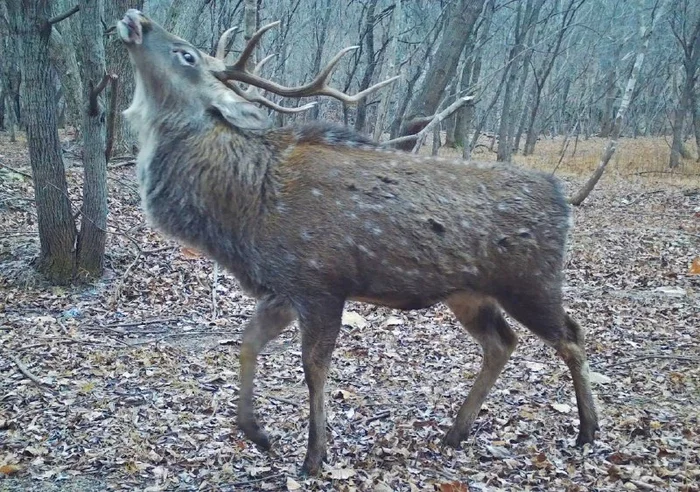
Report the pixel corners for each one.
[117,9,599,476]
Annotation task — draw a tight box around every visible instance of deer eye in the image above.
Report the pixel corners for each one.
[176,50,197,66]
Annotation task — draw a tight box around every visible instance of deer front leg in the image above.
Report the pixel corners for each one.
[238,295,296,450]
[298,300,344,476]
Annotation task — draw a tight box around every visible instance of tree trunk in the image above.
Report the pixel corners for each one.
[397,0,485,149]
[1,2,21,141]
[8,0,76,284]
[308,0,332,120]
[692,92,700,161]
[105,0,143,156]
[49,26,83,130]
[669,93,689,169]
[570,22,653,206]
[372,0,401,141]
[165,0,212,43]
[355,0,379,133]
[76,0,108,280]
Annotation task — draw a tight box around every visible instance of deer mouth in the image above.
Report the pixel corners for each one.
[117,9,144,45]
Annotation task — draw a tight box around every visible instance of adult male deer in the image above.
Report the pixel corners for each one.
[117,9,598,475]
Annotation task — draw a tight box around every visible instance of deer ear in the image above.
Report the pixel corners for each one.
[211,96,271,130]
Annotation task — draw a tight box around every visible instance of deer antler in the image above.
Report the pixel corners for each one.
[212,21,399,110]
[214,22,315,114]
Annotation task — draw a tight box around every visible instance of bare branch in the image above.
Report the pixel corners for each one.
[48,5,79,26]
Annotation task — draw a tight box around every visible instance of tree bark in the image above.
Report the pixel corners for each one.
[49,26,83,130]
[76,0,108,280]
[669,11,700,168]
[1,2,21,141]
[397,0,485,149]
[570,21,653,206]
[7,0,76,283]
[165,0,212,43]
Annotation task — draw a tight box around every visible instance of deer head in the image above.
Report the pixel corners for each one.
[117,9,271,135]
[116,9,399,137]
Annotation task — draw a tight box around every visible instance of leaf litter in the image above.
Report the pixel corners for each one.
[1,133,699,490]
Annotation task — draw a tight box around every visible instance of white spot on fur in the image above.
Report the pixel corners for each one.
[358,245,376,257]
[311,188,323,197]
[308,259,321,269]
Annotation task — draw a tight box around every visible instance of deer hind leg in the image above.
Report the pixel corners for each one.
[443,292,518,448]
[500,295,599,446]
[237,294,296,451]
[297,298,344,477]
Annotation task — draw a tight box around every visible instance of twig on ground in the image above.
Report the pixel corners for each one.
[108,160,136,169]
[106,318,180,329]
[0,162,32,179]
[212,262,219,320]
[264,394,300,407]
[361,410,391,425]
[227,473,287,489]
[110,248,142,308]
[10,355,56,390]
[609,354,700,368]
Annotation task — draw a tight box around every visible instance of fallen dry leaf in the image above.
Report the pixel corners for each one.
[286,477,301,490]
[551,403,572,414]
[438,481,470,491]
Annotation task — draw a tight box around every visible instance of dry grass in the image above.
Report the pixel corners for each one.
[439,135,700,189]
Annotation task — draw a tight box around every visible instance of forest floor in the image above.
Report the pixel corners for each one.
[1,131,699,491]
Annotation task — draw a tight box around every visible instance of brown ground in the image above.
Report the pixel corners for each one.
[1,132,699,491]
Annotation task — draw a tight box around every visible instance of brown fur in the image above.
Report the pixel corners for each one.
[117,10,599,476]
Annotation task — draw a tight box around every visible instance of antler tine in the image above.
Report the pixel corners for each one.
[226,80,317,114]
[231,20,281,71]
[214,20,399,108]
[215,26,239,60]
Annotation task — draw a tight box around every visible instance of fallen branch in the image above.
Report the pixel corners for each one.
[0,162,32,179]
[609,354,700,368]
[362,410,391,425]
[10,355,56,390]
[228,473,287,489]
[109,249,142,308]
[108,160,136,169]
[105,75,119,162]
[264,394,300,407]
[106,318,180,329]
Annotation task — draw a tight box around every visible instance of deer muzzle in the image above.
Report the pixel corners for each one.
[117,9,145,45]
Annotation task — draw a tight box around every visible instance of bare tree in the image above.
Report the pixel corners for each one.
[668,0,700,168]
[523,0,585,155]
[397,0,486,149]
[570,5,658,206]
[496,0,545,162]
[6,0,79,283]
[372,0,401,141]
[76,0,111,279]
[105,0,143,156]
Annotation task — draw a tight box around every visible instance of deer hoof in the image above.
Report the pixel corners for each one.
[238,419,272,451]
[575,429,596,448]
